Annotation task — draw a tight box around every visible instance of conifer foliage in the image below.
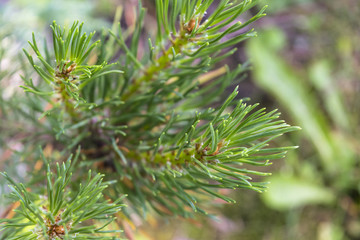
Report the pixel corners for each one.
[0,0,299,238]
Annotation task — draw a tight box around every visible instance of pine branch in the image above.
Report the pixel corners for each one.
[22,21,123,113]
[0,149,125,240]
[110,87,299,216]
[110,0,266,101]
[1,0,300,227]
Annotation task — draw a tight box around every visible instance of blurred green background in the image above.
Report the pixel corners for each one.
[0,0,359,239]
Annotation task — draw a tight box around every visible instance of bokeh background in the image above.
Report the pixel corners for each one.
[0,0,359,239]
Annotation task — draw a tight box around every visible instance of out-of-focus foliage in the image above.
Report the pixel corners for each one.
[244,0,360,239]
